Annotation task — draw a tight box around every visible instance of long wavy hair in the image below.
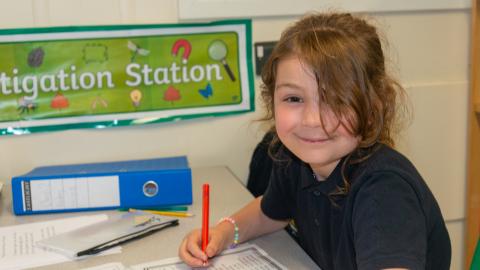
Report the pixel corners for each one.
[261,12,409,196]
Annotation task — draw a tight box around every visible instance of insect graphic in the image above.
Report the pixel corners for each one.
[127,40,150,62]
[27,47,45,68]
[50,93,69,110]
[17,97,37,114]
[198,83,213,99]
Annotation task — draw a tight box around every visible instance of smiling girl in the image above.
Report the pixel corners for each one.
[179,12,451,270]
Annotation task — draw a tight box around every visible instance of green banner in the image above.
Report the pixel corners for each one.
[0,20,254,135]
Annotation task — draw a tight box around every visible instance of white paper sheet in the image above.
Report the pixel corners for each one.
[130,244,287,270]
[0,214,121,270]
[80,262,127,270]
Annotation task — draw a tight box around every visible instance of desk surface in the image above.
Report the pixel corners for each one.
[0,166,320,270]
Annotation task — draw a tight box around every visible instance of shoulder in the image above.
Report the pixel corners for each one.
[360,144,419,177]
[261,147,303,219]
[351,170,421,212]
[350,172,425,231]
[271,147,303,178]
[348,144,445,230]
[350,144,428,200]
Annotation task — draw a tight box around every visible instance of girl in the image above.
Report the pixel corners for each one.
[179,12,451,270]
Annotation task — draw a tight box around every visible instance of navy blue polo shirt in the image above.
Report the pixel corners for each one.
[261,144,451,270]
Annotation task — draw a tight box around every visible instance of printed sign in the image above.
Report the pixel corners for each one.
[0,20,254,135]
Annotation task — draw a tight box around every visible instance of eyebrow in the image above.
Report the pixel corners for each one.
[275,82,303,91]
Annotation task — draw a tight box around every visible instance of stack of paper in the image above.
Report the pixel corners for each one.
[0,214,121,270]
[36,214,178,259]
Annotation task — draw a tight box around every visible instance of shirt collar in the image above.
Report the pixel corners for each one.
[299,157,345,194]
[297,144,385,195]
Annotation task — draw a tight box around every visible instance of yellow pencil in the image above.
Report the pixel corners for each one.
[129,208,194,218]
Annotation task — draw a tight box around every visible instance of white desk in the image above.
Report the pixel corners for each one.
[0,166,320,269]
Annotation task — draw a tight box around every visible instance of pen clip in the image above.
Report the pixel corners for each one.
[134,216,161,227]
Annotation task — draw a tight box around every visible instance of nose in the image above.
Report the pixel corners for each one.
[301,102,322,127]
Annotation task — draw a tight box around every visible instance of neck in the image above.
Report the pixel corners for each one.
[309,159,340,180]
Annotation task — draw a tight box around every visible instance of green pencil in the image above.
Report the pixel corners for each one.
[118,205,188,212]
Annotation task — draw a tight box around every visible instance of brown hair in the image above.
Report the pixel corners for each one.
[261,12,408,195]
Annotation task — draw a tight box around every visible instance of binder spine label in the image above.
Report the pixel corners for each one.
[28,176,120,211]
[23,181,32,211]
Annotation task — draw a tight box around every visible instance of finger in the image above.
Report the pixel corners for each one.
[179,237,205,267]
[186,234,208,261]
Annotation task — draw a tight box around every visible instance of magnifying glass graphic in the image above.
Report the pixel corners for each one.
[208,40,236,82]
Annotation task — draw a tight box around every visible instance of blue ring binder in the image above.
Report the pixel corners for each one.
[11,156,192,215]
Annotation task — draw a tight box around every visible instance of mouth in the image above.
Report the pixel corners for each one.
[296,135,331,144]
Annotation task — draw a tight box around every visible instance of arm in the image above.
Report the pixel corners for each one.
[225,196,288,244]
[179,196,288,267]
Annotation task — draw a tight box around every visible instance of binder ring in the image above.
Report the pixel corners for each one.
[143,181,158,197]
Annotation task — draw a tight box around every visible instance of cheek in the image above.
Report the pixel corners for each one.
[337,125,361,147]
[274,106,296,135]
[274,108,284,133]
[335,122,353,137]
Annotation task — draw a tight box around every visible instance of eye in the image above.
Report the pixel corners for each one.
[283,96,303,103]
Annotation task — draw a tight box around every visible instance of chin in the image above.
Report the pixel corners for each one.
[291,151,329,164]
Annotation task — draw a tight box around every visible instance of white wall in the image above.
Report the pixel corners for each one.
[383,11,469,270]
[0,1,469,269]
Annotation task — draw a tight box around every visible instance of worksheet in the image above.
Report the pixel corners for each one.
[130,244,287,270]
[81,262,127,270]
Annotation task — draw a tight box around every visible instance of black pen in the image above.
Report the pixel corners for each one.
[77,219,179,257]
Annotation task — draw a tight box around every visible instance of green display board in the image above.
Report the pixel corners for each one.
[0,20,254,135]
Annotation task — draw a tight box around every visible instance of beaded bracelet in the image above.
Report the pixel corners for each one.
[217,217,239,248]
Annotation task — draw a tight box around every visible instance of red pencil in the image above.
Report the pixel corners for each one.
[201,183,210,252]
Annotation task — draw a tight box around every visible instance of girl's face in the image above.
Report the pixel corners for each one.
[274,55,359,179]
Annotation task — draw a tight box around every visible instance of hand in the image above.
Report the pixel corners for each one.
[178,227,231,267]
